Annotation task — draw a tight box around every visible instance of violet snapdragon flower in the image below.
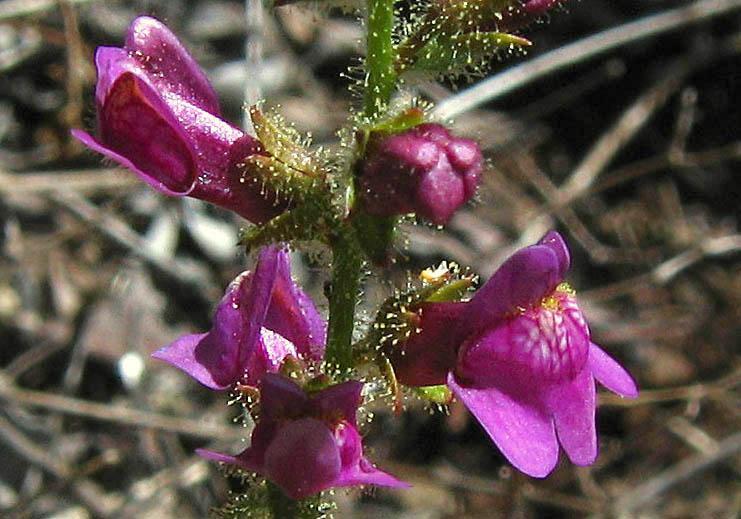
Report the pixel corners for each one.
[390,232,638,477]
[199,373,410,499]
[72,16,285,224]
[359,123,482,225]
[153,245,326,389]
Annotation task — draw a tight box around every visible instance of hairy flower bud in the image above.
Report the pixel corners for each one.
[358,123,482,225]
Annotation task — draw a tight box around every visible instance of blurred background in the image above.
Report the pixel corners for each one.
[0,0,739,517]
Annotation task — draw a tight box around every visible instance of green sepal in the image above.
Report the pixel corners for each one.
[241,154,319,204]
[379,354,403,413]
[407,31,531,73]
[424,277,475,303]
[250,106,321,177]
[413,385,452,404]
[302,374,334,394]
[239,197,333,253]
[368,107,425,136]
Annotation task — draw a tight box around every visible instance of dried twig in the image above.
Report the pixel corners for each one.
[0,0,97,21]
[613,432,741,514]
[599,369,741,407]
[0,373,245,440]
[0,168,138,194]
[0,414,126,518]
[50,190,220,301]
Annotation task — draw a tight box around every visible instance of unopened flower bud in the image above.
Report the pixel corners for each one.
[358,124,482,225]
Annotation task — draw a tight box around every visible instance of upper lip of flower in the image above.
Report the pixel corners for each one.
[462,230,571,339]
[113,16,221,114]
[151,245,327,389]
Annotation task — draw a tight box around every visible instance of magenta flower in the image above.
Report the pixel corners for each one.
[390,232,638,477]
[199,373,410,499]
[358,123,482,225]
[72,16,285,224]
[152,245,326,389]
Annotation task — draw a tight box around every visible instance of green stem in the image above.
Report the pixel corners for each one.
[364,0,396,117]
[266,482,299,519]
[326,228,364,374]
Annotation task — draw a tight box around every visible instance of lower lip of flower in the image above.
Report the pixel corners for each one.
[460,283,591,385]
[507,284,590,382]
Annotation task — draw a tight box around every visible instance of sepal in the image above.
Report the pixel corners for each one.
[406,32,531,75]
[249,106,323,179]
[239,198,334,253]
[413,385,453,404]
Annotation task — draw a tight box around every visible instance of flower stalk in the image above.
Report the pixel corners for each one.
[326,228,365,374]
[364,0,396,117]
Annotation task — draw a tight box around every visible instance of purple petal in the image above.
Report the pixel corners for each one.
[587,343,638,398]
[412,123,451,145]
[385,135,440,169]
[165,98,243,181]
[460,287,591,386]
[263,418,342,499]
[196,419,278,473]
[124,16,220,115]
[236,246,282,368]
[359,123,481,224]
[545,369,597,466]
[445,137,482,199]
[196,448,242,465]
[538,231,571,281]
[416,154,465,224]
[464,244,563,336]
[390,302,467,387]
[333,424,411,489]
[263,248,327,361]
[72,129,194,197]
[94,72,198,194]
[93,47,139,108]
[312,380,363,425]
[259,373,309,420]
[159,99,286,224]
[448,372,559,478]
[335,420,362,468]
[523,0,564,15]
[336,457,412,489]
[152,271,253,389]
[151,333,231,390]
[244,329,298,383]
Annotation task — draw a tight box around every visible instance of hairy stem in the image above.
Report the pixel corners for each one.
[326,228,364,374]
[364,0,396,117]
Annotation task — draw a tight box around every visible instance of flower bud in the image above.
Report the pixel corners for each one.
[358,123,482,225]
